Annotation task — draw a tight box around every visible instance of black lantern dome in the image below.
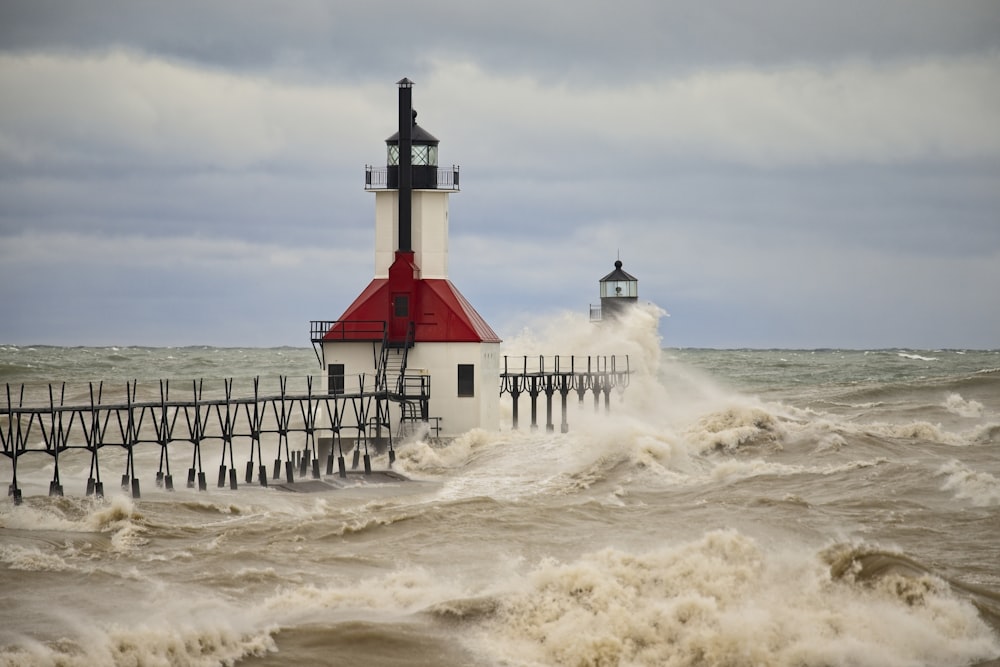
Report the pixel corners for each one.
[386,109,440,189]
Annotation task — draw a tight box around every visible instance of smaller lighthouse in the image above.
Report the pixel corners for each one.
[591,259,639,321]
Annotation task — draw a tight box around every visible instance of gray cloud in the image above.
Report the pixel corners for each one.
[2,1,998,79]
[1,1,998,348]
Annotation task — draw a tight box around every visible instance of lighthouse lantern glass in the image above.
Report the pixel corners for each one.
[601,280,637,298]
[387,144,438,167]
[413,145,427,165]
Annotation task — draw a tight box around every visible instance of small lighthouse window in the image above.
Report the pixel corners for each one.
[328,364,345,395]
[457,364,475,397]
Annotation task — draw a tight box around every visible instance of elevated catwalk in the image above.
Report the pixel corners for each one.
[2,355,628,503]
[500,355,631,433]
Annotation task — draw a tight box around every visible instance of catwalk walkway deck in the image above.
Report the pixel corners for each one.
[3,355,628,503]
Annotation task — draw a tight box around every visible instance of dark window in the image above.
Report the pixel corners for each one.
[328,363,345,395]
[394,295,409,318]
[457,364,475,397]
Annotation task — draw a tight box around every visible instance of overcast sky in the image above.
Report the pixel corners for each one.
[1,1,998,349]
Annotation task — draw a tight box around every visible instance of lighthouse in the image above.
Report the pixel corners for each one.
[313,79,501,440]
[591,259,639,321]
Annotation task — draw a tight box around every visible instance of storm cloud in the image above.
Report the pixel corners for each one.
[2,1,999,347]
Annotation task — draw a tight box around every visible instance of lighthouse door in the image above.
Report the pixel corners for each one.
[389,292,410,344]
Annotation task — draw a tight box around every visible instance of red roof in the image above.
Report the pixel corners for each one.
[325,276,501,344]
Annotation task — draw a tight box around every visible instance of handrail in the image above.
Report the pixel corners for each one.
[310,320,387,342]
[500,355,630,376]
[364,166,460,191]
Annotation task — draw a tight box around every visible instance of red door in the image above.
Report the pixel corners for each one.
[390,292,410,343]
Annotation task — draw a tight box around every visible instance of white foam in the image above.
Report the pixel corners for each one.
[0,493,141,534]
[0,544,75,572]
[258,565,469,625]
[501,302,667,378]
[477,531,1000,666]
[937,459,1000,506]
[683,404,787,453]
[943,392,985,418]
[862,420,968,446]
[897,352,939,362]
[0,602,277,667]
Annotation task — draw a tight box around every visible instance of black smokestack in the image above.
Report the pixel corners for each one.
[397,78,413,253]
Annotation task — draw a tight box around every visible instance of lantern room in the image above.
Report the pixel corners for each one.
[593,259,639,320]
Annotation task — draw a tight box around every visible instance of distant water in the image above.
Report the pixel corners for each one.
[2,313,999,666]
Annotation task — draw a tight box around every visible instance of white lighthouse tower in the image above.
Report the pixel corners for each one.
[313,79,501,440]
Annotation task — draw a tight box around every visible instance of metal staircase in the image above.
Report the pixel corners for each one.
[375,322,413,396]
[373,323,436,439]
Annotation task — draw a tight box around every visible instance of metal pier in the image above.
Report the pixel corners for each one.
[1,375,391,505]
[3,355,630,502]
[500,355,630,433]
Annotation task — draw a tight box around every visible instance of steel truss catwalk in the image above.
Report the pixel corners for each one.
[2,375,391,505]
[3,354,629,503]
[500,355,631,433]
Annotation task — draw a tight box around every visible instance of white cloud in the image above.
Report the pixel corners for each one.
[4,50,996,176]
[0,51,388,170]
[0,230,359,272]
[1,42,998,348]
[425,55,1000,166]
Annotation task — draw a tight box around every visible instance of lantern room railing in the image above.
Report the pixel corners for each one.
[364,166,460,191]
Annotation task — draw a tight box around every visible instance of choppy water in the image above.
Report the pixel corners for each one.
[2,311,999,666]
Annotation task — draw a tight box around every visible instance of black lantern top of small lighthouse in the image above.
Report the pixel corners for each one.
[596,259,638,320]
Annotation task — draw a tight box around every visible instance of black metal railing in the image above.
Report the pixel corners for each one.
[364,166,460,191]
[310,320,386,343]
[397,374,431,401]
[310,320,388,368]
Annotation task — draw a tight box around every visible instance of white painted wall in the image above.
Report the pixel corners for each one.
[406,341,500,436]
[373,190,450,279]
[322,340,500,438]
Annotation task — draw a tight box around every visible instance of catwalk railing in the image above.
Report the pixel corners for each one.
[363,165,460,191]
[3,354,630,502]
[1,375,393,505]
[500,355,630,433]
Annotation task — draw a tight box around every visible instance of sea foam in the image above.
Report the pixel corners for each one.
[478,531,1000,667]
[943,392,985,418]
[937,459,1000,506]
